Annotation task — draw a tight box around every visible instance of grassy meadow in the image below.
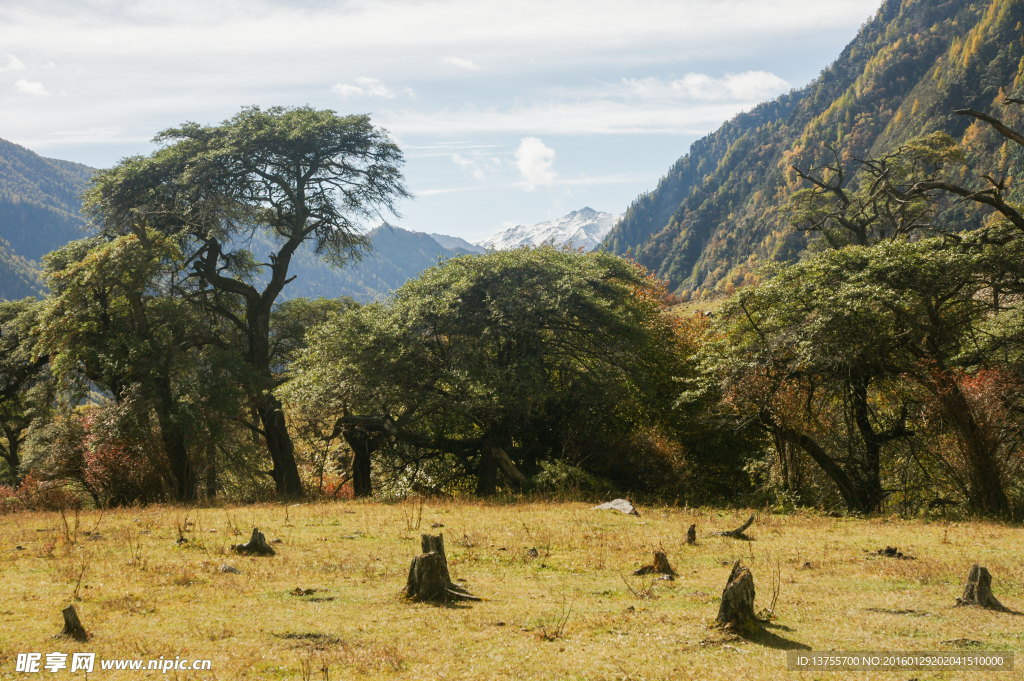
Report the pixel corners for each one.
[1,501,1022,680]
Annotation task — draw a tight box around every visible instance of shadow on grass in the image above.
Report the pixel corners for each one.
[745,624,811,651]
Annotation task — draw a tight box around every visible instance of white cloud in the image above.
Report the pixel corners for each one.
[14,79,49,96]
[443,56,479,70]
[451,151,502,180]
[331,77,395,99]
[0,54,25,71]
[376,71,792,136]
[515,137,556,190]
[620,71,791,102]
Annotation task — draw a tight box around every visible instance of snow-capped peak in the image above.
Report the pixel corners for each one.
[475,207,621,252]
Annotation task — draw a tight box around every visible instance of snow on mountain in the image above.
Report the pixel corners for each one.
[475,207,621,252]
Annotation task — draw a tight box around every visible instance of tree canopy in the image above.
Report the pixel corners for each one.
[283,246,696,496]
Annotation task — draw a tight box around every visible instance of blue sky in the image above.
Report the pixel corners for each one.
[0,0,882,242]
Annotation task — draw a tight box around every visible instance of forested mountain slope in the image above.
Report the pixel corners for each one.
[0,138,94,299]
[250,223,475,303]
[0,138,94,263]
[605,0,1024,298]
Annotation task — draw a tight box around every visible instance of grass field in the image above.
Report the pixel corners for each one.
[1,500,1022,680]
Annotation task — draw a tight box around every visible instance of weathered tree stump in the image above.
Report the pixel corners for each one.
[232,527,276,556]
[633,551,677,579]
[716,560,760,635]
[404,533,480,603]
[956,564,1005,611]
[61,605,89,641]
[711,514,755,540]
[685,524,697,545]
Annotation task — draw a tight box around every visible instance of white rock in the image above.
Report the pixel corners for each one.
[592,499,640,516]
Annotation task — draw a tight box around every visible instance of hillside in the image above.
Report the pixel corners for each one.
[0,139,94,263]
[0,138,95,299]
[0,239,43,300]
[605,0,1024,298]
[250,224,474,303]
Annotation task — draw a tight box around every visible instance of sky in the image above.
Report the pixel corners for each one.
[0,0,883,243]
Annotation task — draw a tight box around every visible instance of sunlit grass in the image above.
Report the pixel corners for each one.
[1,501,1021,679]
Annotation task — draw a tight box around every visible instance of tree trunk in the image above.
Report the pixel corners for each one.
[155,410,196,502]
[258,396,304,498]
[935,377,1009,516]
[475,445,499,496]
[340,426,380,498]
[205,439,217,500]
[956,564,1005,610]
[61,605,89,641]
[0,423,21,474]
[716,560,760,635]
[404,533,480,602]
[850,376,885,512]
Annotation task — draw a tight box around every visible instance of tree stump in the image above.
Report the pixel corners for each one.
[633,551,677,579]
[404,533,480,603]
[716,560,760,635]
[685,524,697,545]
[711,514,754,539]
[956,564,1005,611]
[232,527,276,556]
[61,605,89,641]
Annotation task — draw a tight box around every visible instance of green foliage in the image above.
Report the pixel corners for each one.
[708,235,1024,515]
[607,0,1024,298]
[283,246,697,496]
[82,105,410,498]
[0,297,51,482]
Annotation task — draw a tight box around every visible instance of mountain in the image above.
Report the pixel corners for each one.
[0,137,95,299]
[0,138,94,263]
[428,233,485,254]
[0,238,43,301]
[0,137,482,304]
[604,0,1024,299]
[248,224,475,303]
[477,208,621,252]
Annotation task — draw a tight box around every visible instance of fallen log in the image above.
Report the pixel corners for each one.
[956,564,1006,611]
[711,514,754,540]
[716,560,760,635]
[61,605,89,641]
[633,551,677,579]
[404,533,481,603]
[232,528,276,556]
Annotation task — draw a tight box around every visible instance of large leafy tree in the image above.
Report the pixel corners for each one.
[38,233,217,500]
[0,298,51,481]
[713,237,1024,515]
[83,106,408,497]
[283,246,692,496]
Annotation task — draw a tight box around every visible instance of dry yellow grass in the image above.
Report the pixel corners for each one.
[1,501,1022,680]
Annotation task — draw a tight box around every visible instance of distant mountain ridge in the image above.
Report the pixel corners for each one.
[477,207,620,252]
[604,0,1024,298]
[0,137,95,299]
[264,224,475,303]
